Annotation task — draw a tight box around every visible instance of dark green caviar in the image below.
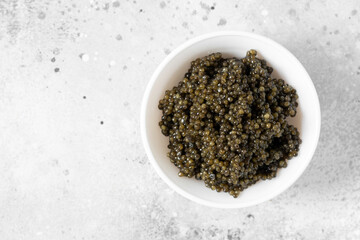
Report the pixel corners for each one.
[158,50,301,198]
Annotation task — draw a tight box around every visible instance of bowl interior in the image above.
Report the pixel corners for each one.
[142,33,320,208]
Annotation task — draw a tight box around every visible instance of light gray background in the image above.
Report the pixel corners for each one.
[0,0,359,239]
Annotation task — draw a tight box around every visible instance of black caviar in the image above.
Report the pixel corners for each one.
[158,50,301,198]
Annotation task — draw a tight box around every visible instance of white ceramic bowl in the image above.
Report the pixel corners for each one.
[141,31,321,208]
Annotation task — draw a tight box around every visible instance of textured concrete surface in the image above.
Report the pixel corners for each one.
[0,0,359,239]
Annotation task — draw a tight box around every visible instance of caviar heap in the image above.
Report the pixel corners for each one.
[158,50,301,198]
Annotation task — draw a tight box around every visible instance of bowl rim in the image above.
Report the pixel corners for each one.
[140,31,321,208]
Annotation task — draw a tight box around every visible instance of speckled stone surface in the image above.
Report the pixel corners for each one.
[0,0,359,239]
